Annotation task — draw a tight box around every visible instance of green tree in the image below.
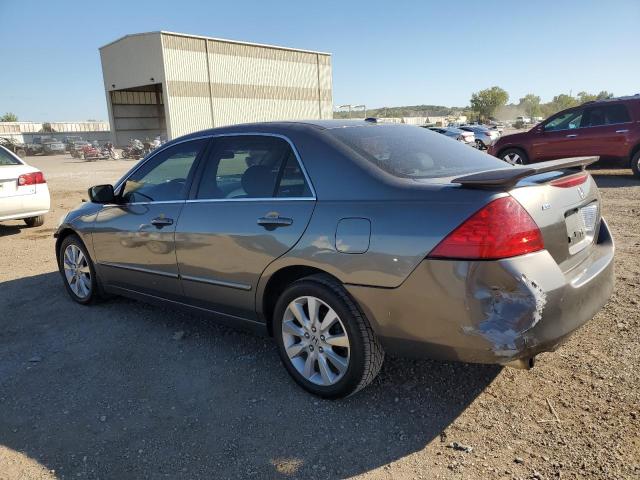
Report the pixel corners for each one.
[577,91,597,104]
[518,94,541,119]
[0,112,18,122]
[549,94,578,113]
[470,86,509,122]
[596,90,614,100]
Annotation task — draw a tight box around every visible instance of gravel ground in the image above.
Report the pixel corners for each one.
[0,155,638,480]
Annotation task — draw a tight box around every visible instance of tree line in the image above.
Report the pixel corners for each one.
[468,86,614,122]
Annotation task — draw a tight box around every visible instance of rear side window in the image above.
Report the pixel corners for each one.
[328,125,507,179]
[0,147,22,166]
[604,104,630,124]
[581,104,631,127]
[196,135,311,199]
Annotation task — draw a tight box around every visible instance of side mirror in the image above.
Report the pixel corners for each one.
[88,184,116,204]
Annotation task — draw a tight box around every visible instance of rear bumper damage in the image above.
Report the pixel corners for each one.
[346,218,614,365]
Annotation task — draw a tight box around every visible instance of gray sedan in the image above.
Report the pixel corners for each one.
[55,121,614,398]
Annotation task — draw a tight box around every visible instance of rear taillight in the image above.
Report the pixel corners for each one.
[18,172,46,186]
[549,172,588,188]
[428,196,544,260]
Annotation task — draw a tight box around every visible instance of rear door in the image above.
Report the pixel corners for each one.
[175,134,315,320]
[577,103,634,159]
[92,139,208,300]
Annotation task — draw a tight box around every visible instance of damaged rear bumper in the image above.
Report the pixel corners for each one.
[346,219,615,365]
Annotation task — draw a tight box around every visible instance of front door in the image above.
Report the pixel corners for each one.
[175,135,315,320]
[531,108,586,161]
[92,139,208,299]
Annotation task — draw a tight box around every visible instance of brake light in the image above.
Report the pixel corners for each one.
[428,196,544,260]
[18,172,46,186]
[549,172,588,188]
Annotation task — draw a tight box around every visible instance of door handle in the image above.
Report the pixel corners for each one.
[566,134,578,138]
[616,129,629,133]
[257,216,293,228]
[151,217,174,228]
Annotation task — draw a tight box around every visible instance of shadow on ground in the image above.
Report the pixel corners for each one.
[0,224,22,238]
[0,272,499,479]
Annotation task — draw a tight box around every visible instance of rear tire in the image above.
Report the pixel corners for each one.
[273,274,384,398]
[500,147,529,165]
[631,150,640,179]
[24,215,45,227]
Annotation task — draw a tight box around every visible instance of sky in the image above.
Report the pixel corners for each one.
[0,0,638,121]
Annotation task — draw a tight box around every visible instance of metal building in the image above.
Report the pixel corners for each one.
[99,31,333,146]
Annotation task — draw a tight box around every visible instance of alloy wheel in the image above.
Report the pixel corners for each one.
[63,244,92,299]
[281,296,350,386]
[503,152,523,165]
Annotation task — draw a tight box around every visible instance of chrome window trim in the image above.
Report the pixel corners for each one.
[112,132,317,204]
[185,197,315,204]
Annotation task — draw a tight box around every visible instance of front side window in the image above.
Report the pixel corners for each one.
[196,136,311,199]
[121,139,206,203]
[544,110,584,131]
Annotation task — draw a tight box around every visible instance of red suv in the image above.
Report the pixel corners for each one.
[488,95,640,178]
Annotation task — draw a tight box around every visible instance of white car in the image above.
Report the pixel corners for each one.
[0,145,50,227]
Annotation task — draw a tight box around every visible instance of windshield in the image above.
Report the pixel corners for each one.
[328,124,507,179]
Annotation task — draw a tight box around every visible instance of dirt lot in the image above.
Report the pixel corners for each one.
[1,154,639,480]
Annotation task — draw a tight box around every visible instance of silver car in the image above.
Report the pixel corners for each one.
[428,126,476,146]
[459,125,500,149]
[55,121,614,398]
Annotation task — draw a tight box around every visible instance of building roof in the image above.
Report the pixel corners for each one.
[99,31,331,56]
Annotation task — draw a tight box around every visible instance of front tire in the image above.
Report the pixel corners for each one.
[58,235,101,305]
[273,274,384,398]
[24,215,45,227]
[631,150,640,179]
[500,147,529,165]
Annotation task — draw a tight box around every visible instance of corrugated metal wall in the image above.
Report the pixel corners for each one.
[160,32,333,136]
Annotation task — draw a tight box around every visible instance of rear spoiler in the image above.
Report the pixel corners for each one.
[452,156,599,189]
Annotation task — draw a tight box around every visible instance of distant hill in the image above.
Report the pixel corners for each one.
[333,104,465,119]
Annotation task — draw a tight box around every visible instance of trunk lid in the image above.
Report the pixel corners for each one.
[452,157,601,269]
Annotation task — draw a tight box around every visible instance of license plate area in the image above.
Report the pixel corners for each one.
[565,201,598,255]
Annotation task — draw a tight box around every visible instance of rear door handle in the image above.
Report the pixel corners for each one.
[566,134,578,138]
[257,216,293,228]
[151,217,174,228]
[616,129,629,133]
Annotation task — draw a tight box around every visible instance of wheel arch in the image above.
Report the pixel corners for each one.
[259,264,342,336]
[55,227,88,263]
[629,142,640,165]
[496,144,528,160]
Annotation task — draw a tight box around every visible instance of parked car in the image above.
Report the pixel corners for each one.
[63,135,84,152]
[42,138,66,155]
[0,137,27,157]
[27,136,65,155]
[0,145,50,227]
[488,95,640,177]
[55,121,614,398]
[459,125,500,149]
[516,116,532,125]
[427,126,476,146]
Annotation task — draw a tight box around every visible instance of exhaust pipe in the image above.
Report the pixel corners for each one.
[505,356,536,370]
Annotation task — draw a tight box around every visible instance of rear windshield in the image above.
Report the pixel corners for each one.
[328,124,506,179]
[0,147,22,166]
